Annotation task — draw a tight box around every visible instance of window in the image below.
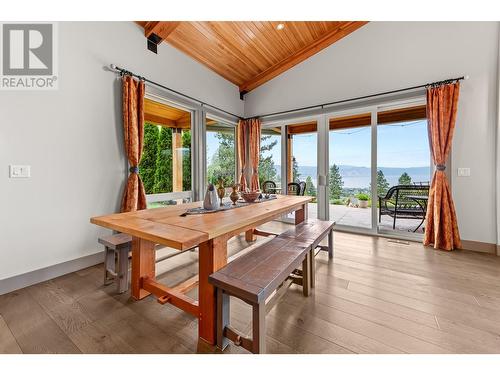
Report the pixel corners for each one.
[139,98,192,208]
[259,127,281,188]
[206,117,236,186]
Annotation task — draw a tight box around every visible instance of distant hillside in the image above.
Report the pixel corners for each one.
[276,165,430,177]
[274,164,431,188]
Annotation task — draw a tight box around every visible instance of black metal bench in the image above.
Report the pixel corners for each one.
[208,219,335,354]
[378,184,430,231]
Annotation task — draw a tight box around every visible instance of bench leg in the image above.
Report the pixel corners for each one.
[216,288,230,351]
[252,303,266,354]
[328,229,334,259]
[103,247,115,286]
[302,252,311,297]
[309,249,315,289]
[117,247,130,294]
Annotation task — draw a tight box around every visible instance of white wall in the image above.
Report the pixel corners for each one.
[245,22,499,245]
[0,22,243,281]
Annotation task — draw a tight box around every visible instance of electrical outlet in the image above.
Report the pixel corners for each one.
[9,165,31,178]
[457,167,470,177]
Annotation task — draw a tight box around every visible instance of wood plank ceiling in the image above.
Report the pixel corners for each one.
[137,21,368,94]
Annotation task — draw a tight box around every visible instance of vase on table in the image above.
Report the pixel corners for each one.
[216,179,226,206]
[230,184,240,205]
[203,183,220,211]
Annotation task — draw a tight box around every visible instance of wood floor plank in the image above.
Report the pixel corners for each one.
[0,314,22,353]
[0,291,81,353]
[285,287,498,353]
[268,289,403,353]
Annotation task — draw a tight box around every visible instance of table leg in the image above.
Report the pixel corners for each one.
[295,203,307,225]
[245,229,257,242]
[198,235,228,345]
[131,237,156,300]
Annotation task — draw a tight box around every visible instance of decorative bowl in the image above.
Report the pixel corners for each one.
[241,191,260,203]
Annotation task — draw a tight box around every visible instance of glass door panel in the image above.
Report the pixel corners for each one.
[141,98,192,208]
[206,117,237,186]
[377,116,430,235]
[286,120,318,219]
[260,127,282,191]
[328,112,372,229]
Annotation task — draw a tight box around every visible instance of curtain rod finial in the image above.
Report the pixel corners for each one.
[110,64,117,71]
[464,75,470,80]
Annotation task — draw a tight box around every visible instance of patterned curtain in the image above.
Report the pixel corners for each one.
[424,82,461,250]
[120,75,147,212]
[248,118,262,191]
[237,120,247,191]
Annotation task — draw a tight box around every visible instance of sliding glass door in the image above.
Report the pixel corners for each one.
[262,98,430,239]
[327,111,373,230]
[376,104,430,235]
[321,101,429,238]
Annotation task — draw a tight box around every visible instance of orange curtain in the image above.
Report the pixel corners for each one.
[237,118,262,191]
[248,118,262,191]
[237,120,247,191]
[423,82,461,250]
[120,75,147,212]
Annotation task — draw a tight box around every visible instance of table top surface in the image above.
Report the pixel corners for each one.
[90,195,311,250]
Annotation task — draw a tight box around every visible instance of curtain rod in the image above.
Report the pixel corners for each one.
[109,64,244,120]
[253,75,468,120]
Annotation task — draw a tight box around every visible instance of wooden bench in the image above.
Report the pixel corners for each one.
[99,233,132,293]
[208,219,335,354]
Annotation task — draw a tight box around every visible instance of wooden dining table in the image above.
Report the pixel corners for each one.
[90,194,312,347]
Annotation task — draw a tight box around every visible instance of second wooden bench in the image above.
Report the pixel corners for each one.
[208,219,335,354]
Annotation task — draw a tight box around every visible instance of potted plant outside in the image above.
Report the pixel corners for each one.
[357,193,370,208]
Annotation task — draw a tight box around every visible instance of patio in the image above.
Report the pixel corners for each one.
[307,202,425,234]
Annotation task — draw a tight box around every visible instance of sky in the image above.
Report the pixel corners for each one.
[207,119,430,169]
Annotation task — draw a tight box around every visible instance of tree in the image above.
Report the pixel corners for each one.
[182,130,191,191]
[374,169,390,196]
[207,131,236,186]
[154,126,172,193]
[305,175,316,197]
[292,157,300,182]
[139,123,159,194]
[398,172,412,185]
[258,135,279,187]
[329,164,344,200]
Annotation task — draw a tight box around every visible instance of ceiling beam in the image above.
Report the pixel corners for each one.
[144,113,178,127]
[238,21,368,93]
[144,21,180,41]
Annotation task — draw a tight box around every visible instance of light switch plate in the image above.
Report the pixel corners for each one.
[457,167,470,177]
[9,165,31,178]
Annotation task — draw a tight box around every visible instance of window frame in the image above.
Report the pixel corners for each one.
[142,92,196,206]
[203,112,239,189]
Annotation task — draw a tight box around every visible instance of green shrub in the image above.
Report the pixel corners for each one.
[357,193,370,201]
[331,198,345,205]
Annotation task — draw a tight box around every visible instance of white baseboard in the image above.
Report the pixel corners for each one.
[0,252,104,296]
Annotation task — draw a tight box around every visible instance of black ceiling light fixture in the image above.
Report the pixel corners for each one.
[147,33,162,54]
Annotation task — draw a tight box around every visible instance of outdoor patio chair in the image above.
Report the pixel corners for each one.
[378,184,430,231]
[287,182,301,196]
[262,180,277,194]
[298,181,306,196]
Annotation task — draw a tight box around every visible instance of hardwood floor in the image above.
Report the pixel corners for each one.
[1,223,500,354]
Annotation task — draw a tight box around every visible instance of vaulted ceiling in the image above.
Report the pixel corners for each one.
[137,21,368,94]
